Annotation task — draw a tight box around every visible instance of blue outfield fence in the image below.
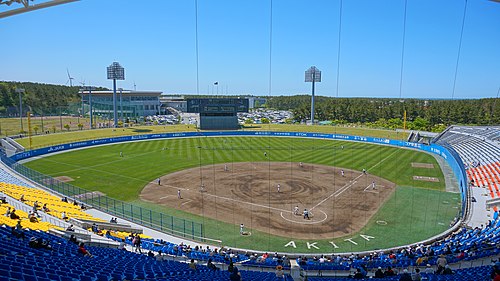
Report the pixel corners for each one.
[4,130,468,240]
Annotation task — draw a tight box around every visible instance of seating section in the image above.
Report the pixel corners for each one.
[299,211,500,271]
[0,182,103,222]
[0,167,33,187]
[0,203,58,232]
[105,232,249,264]
[305,265,493,281]
[466,162,500,199]
[433,126,500,200]
[0,226,292,281]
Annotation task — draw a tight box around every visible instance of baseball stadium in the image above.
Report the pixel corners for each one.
[1,1,499,281]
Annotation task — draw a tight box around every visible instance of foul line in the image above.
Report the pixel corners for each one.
[364,184,384,193]
[181,199,193,206]
[160,183,190,191]
[310,149,400,211]
[310,179,359,211]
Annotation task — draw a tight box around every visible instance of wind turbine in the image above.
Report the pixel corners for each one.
[66,68,75,87]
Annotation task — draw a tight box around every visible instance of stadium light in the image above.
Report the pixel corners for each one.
[15,88,25,133]
[118,87,123,124]
[305,66,321,125]
[107,62,125,128]
[79,86,96,129]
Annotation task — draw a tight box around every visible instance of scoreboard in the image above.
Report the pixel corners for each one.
[186,98,249,130]
[186,98,249,114]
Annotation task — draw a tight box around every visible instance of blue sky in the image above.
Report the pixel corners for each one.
[1,0,499,98]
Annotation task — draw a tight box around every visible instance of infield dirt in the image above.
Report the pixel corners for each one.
[140,162,396,240]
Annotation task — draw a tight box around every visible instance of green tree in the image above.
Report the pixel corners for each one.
[64,124,70,131]
[33,125,39,135]
[261,118,270,124]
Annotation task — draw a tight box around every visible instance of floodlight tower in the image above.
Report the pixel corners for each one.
[107,62,125,128]
[118,87,123,124]
[79,86,96,129]
[15,88,25,132]
[305,66,321,124]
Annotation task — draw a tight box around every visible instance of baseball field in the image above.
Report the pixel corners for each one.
[23,135,460,253]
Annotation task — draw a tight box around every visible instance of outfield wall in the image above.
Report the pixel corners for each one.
[9,130,469,219]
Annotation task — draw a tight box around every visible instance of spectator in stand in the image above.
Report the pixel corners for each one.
[385,266,395,276]
[42,204,50,212]
[62,197,68,203]
[493,267,500,281]
[4,206,11,217]
[353,268,364,279]
[28,212,39,223]
[78,242,92,257]
[374,267,384,278]
[207,258,218,271]
[229,266,241,281]
[228,261,234,273]
[425,264,433,274]
[133,234,142,254]
[147,250,154,257]
[436,255,447,274]
[10,208,20,220]
[398,269,412,281]
[61,211,68,220]
[442,264,453,275]
[33,201,39,212]
[11,220,25,239]
[155,251,164,261]
[119,239,127,251]
[413,268,422,281]
[69,234,78,244]
[66,224,75,232]
[29,237,52,250]
[275,265,284,279]
[19,194,26,202]
[189,259,196,270]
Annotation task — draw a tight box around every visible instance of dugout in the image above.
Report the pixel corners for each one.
[187,98,249,130]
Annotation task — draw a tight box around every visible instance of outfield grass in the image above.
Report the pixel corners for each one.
[15,123,404,149]
[21,136,457,252]
[24,137,445,200]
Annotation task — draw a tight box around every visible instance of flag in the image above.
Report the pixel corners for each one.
[214,82,218,85]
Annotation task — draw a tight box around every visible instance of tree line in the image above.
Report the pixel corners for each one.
[0,81,107,117]
[1,81,497,132]
[267,95,499,132]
